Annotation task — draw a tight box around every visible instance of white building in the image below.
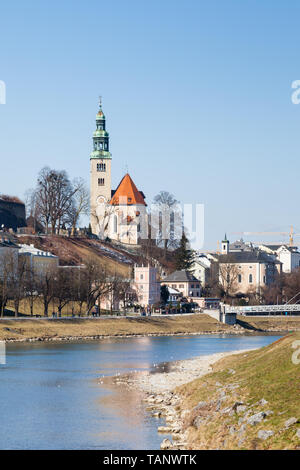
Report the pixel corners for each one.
[18,244,59,275]
[192,254,211,286]
[259,244,300,273]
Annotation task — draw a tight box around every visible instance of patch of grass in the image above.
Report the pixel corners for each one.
[178,332,300,450]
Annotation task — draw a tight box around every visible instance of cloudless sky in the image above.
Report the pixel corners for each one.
[1,0,300,249]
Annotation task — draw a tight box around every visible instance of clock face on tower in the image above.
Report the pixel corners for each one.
[97,195,106,205]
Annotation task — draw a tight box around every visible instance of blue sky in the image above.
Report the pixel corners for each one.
[1,0,300,249]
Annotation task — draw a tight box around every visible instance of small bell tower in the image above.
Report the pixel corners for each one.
[221,234,229,255]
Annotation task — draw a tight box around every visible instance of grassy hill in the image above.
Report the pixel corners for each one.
[178,332,300,449]
[16,234,176,277]
[16,235,140,276]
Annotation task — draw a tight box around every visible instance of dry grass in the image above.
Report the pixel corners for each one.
[177,332,300,450]
[0,314,233,342]
[17,235,134,276]
[237,315,300,331]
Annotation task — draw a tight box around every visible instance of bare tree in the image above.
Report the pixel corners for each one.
[53,268,71,315]
[0,251,16,316]
[67,178,89,235]
[36,266,56,316]
[71,267,87,315]
[91,203,115,240]
[34,167,79,234]
[24,265,39,315]
[151,191,181,257]
[218,261,240,297]
[105,273,133,314]
[81,257,111,314]
[11,256,27,316]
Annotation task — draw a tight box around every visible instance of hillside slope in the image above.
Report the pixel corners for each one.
[179,333,300,449]
[16,235,142,276]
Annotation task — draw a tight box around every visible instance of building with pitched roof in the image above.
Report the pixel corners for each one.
[259,244,300,273]
[214,236,282,295]
[90,101,147,244]
[161,270,202,299]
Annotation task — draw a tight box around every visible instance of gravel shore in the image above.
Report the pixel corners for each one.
[112,348,256,450]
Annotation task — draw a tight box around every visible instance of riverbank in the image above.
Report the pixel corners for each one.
[0,314,299,343]
[0,314,240,342]
[119,333,300,450]
[237,315,300,332]
[109,348,256,449]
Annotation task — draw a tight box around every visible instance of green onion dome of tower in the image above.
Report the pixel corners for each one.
[96,110,105,120]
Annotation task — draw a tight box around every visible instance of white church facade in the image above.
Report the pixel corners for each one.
[90,100,147,245]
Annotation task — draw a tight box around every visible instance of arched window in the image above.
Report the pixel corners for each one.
[249,274,253,283]
[98,178,104,186]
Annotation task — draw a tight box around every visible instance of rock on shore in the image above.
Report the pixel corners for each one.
[120,349,255,450]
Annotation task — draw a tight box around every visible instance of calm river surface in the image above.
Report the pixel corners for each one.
[0,334,281,449]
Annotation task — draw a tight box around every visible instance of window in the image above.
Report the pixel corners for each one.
[249,274,253,283]
[179,284,184,288]
[238,274,242,283]
[98,178,104,186]
[97,163,106,172]
[140,274,143,280]
[113,215,117,233]
[263,275,266,283]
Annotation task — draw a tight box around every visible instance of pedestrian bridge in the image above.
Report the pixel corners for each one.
[225,304,300,315]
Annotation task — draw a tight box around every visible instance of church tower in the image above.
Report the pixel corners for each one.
[221,234,229,255]
[90,98,112,234]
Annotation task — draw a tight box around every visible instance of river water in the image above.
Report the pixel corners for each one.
[0,334,281,450]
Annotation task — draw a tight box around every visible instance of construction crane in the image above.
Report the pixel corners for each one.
[230,226,300,247]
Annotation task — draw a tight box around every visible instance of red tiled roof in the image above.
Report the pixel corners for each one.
[110,173,146,206]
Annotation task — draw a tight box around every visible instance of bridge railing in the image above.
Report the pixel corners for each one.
[225,304,300,314]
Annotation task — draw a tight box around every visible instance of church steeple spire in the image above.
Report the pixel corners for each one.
[90,98,111,158]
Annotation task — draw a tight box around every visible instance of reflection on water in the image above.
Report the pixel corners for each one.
[0,333,281,449]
